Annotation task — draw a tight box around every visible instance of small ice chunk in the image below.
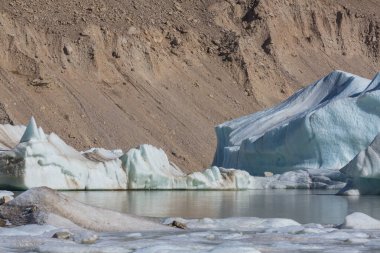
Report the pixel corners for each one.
[340,212,380,229]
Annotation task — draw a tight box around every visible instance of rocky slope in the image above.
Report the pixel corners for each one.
[0,0,378,172]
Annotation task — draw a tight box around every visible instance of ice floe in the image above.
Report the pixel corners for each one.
[213,71,380,176]
[0,188,379,252]
[1,208,380,252]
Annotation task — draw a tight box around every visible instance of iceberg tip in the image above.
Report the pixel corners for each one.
[19,116,41,143]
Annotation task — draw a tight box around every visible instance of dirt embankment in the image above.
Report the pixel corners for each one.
[0,0,378,172]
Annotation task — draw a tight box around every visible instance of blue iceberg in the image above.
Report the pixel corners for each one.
[339,133,380,195]
[213,71,380,175]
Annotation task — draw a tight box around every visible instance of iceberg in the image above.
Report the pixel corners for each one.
[0,117,127,190]
[0,118,251,190]
[0,118,346,190]
[213,71,380,175]
[121,145,345,190]
[122,145,256,190]
[0,118,256,190]
[339,134,380,195]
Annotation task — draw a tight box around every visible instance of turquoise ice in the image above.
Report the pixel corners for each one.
[214,71,380,175]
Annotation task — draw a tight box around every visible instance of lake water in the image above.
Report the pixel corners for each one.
[63,189,380,225]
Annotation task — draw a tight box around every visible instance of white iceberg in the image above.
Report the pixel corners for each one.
[213,71,380,175]
[0,118,253,190]
[0,118,254,190]
[122,144,346,189]
[0,117,346,190]
[122,146,254,189]
[0,117,127,190]
[339,133,380,195]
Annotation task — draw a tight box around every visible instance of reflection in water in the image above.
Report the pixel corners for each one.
[63,190,380,224]
[345,195,380,219]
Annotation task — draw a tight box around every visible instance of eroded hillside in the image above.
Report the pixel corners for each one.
[0,0,378,172]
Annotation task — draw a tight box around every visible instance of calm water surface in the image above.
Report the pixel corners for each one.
[63,190,380,225]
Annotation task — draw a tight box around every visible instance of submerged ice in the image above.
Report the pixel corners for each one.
[213,71,380,176]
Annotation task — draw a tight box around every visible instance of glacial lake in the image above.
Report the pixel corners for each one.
[62,189,380,225]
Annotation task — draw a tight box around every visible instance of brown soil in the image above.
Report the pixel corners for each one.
[0,0,379,172]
